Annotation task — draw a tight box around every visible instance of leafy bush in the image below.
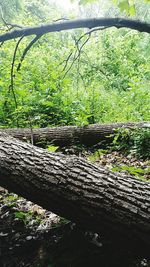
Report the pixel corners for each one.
[112,127,150,159]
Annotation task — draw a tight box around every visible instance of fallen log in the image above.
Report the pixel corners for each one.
[1,122,149,147]
[0,133,150,246]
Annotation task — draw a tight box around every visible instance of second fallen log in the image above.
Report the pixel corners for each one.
[1,122,149,147]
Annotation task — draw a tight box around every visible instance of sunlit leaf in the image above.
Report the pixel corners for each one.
[129,4,136,16]
[79,0,97,5]
[47,145,59,152]
[118,0,130,13]
[113,0,118,4]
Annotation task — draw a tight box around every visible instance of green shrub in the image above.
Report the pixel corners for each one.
[112,127,150,159]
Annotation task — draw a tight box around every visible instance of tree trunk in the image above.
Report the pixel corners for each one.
[0,133,150,246]
[1,122,149,147]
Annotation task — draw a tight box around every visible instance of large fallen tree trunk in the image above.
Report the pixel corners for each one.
[1,122,149,147]
[0,133,150,246]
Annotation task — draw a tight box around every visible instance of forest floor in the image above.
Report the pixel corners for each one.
[0,149,150,267]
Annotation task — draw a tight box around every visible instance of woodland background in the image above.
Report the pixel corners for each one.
[0,0,149,129]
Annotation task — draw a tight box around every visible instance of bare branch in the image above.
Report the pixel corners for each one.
[52,17,70,23]
[0,7,10,31]
[10,36,24,106]
[4,23,23,29]
[0,7,22,31]
[62,51,74,72]
[17,34,42,71]
[16,18,71,72]
[62,26,107,79]
[61,25,113,80]
[3,36,24,127]
[62,33,91,79]
[0,18,149,43]
[0,41,4,47]
[75,37,87,91]
[85,26,110,35]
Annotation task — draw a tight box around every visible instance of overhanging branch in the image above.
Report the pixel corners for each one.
[0,18,150,43]
[17,34,42,71]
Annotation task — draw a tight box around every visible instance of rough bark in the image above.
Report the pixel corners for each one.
[1,122,149,147]
[0,18,150,43]
[0,133,150,246]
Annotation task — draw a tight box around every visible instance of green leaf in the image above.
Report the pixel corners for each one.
[5,195,19,202]
[113,0,118,4]
[118,0,130,13]
[79,0,97,5]
[47,145,59,152]
[129,4,136,16]
[14,211,26,220]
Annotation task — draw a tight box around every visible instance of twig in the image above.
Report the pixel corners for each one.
[62,34,90,80]
[74,34,87,92]
[3,36,24,127]
[52,17,70,23]
[0,7,22,30]
[17,34,42,71]
[0,41,4,47]
[11,36,24,104]
[62,51,73,72]
[62,26,109,79]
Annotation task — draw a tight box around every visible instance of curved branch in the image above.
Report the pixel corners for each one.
[10,37,24,103]
[3,36,24,127]
[17,34,42,71]
[62,34,91,80]
[62,25,109,79]
[0,6,22,31]
[0,18,149,43]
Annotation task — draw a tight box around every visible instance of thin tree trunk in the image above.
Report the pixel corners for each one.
[0,133,150,245]
[1,122,149,147]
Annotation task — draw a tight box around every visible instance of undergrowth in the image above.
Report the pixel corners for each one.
[112,127,150,160]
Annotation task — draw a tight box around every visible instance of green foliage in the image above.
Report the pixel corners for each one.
[88,149,108,162]
[14,211,27,221]
[14,210,42,225]
[117,0,136,16]
[112,127,150,159]
[73,0,149,16]
[112,165,144,175]
[113,0,150,17]
[78,0,97,5]
[111,164,150,180]
[52,217,70,229]
[0,0,24,21]
[47,145,59,152]
[5,194,19,202]
[0,0,149,130]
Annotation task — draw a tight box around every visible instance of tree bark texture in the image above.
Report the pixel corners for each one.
[1,122,149,147]
[0,133,150,245]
